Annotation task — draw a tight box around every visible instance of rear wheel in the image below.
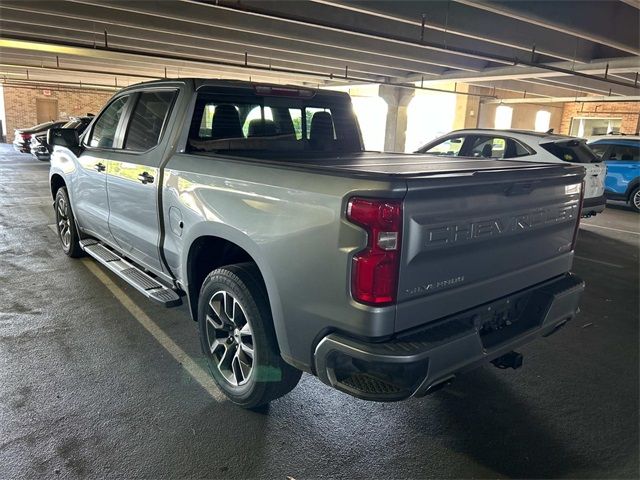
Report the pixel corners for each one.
[630,187,640,213]
[54,187,83,258]
[198,263,301,408]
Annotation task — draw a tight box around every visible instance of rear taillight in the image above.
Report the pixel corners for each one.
[571,181,585,250]
[20,133,31,140]
[347,197,402,305]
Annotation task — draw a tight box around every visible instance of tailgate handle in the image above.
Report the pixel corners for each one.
[506,182,535,196]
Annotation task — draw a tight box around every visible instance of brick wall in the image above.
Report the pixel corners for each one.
[2,85,113,137]
[560,101,640,135]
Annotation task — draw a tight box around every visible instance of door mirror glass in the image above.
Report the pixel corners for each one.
[47,128,79,149]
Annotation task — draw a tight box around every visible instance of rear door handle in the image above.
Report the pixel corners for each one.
[94,162,106,172]
[137,172,154,184]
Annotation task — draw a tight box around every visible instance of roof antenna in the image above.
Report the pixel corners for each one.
[546,128,554,134]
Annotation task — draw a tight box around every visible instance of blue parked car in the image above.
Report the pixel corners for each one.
[588,136,640,212]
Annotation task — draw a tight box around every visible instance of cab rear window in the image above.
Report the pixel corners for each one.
[187,89,361,154]
[541,140,601,164]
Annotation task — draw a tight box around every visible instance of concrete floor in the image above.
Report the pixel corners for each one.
[1,143,638,479]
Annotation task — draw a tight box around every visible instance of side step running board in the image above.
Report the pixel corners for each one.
[80,239,182,307]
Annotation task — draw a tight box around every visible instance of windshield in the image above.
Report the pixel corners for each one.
[187,89,362,154]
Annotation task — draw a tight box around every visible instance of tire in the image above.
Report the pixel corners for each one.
[630,187,640,213]
[198,263,301,408]
[54,187,83,258]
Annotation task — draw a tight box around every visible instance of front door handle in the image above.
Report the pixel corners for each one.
[137,172,155,184]
[94,162,106,172]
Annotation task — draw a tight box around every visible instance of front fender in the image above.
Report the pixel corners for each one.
[49,147,79,199]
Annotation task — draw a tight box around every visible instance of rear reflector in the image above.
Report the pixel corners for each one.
[347,197,402,305]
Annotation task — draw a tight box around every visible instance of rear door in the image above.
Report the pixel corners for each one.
[106,88,177,273]
[73,95,131,241]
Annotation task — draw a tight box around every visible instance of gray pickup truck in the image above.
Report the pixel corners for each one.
[48,79,585,408]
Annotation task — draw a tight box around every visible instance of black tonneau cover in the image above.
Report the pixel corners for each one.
[199,151,581,179]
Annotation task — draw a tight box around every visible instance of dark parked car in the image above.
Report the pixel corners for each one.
[13,121,65,154]
[30,116,93,161]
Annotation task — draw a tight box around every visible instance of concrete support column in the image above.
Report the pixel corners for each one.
[379,85,415,152]
[452,84,480,130]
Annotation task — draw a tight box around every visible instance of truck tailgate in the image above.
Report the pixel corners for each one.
[396,164,584,332]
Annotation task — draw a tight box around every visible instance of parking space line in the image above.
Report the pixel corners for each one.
[0,163,50,167]
[1,180,50,184]
[574,255,624,268]
[580,223,639,235]
[82,258,224,403]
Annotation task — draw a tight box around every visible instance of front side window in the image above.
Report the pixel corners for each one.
[88,96,129,148]
[124,90,176,151]
[589,143,610,159]
[423,136,465,156]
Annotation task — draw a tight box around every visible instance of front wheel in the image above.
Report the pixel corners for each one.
[630,187,640,213]
[198,263,301,408]
[54,187,83,257]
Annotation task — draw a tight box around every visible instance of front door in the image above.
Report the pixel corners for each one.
[73,95,130,242]
[106,89,177,273]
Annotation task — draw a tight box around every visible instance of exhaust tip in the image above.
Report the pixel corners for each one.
[491,351,523,370]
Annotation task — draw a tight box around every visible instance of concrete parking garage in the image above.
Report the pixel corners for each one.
[1,145,637,478]
[0,1,639,478]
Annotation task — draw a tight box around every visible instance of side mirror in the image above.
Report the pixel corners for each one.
[48,128,79,149]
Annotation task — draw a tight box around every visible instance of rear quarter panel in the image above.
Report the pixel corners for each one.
[162,153,406,369]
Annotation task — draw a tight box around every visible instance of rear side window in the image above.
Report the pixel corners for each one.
[88,96,129,148]
[124,90,176,151]
[469,137,507,158]
[541,140,600,164]
[608,144,639,161]
[467,136,532,159]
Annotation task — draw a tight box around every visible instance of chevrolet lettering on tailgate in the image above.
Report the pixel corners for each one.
[425,203,578,248]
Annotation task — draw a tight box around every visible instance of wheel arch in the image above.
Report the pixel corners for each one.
[624,177,640,200]
[50,173,66,200]
[183,230,289,359]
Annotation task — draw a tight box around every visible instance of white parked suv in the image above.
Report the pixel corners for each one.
[417,129,606,216]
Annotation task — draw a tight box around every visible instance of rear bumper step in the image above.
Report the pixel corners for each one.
[80,239,181,307]
[314,273,584,402]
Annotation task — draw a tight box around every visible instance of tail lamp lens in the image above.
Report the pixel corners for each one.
[347,197,402,305]
[571,181,585,250]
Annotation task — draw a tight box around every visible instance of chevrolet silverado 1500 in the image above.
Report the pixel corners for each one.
[48,79,585,408]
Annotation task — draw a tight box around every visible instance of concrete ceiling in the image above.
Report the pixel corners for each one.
[0,0,638,99]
